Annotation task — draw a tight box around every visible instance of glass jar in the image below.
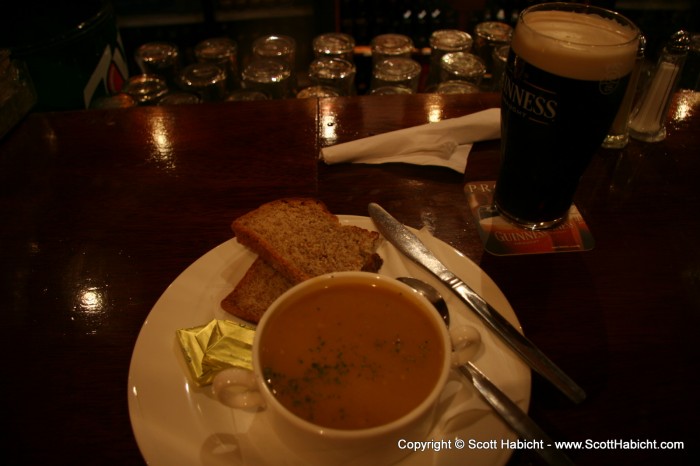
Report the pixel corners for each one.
[439,52,486,86]
[296,86,341,98]
[371,57,422,93]
[252,35,296,68]
[371,34,414,67]
[313,33,355,62]
[122,75,168,105]
[427,30,474,88]
[473,21,513,81]
[177,63,227,102]
[195,37,239,91]
[157,92,201,106]
[434,80,481,95]
[242,59,293,100]
[308,57,356,96]
[134,42,181,87]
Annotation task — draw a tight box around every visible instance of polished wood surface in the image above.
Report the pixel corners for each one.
[2,91,698,465]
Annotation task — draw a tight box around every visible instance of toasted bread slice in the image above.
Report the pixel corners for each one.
[221,198,383,323]
[232,198,383,283]
[221,257,294,324]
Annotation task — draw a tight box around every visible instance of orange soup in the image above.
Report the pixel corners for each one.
[259,277,445,430]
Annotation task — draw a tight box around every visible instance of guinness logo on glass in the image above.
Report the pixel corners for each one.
[502,62,559,125]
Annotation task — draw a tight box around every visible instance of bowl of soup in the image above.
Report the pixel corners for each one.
[213,271,454,465]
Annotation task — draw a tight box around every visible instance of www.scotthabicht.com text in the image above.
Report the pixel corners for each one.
[397,438,685,452]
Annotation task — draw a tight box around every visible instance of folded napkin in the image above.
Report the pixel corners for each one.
[320,108,501,173]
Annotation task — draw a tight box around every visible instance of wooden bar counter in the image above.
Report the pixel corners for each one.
[1,91,698,465]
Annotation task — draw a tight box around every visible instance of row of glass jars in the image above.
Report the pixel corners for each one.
[96,21,514,107]
[304,22,513,97]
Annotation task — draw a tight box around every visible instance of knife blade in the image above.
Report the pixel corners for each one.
[368,202,586,404]
[460,362,575,466]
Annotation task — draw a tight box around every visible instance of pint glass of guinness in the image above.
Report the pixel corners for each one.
[495,3,640,229]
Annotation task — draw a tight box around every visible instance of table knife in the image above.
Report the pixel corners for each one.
[368,202,586,404]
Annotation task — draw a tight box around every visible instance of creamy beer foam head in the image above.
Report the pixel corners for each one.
[513,9,639,81]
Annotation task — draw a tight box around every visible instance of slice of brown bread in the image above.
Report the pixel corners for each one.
[232,198,383,283]
[221,257,294,324]
[221,198,383,323]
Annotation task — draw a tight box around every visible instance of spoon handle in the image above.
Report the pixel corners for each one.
[459,362,576,466]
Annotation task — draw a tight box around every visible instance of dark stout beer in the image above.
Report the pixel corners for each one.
[494,4,639,229]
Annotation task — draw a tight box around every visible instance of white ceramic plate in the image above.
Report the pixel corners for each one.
[128,216,531,466]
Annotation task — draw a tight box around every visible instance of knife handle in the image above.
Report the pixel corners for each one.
[447,276,586,404]
[460,363,576,466]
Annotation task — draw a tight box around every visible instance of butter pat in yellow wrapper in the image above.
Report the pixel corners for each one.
[176,319,255,386]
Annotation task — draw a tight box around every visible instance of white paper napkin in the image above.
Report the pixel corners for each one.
[320,108,501,173]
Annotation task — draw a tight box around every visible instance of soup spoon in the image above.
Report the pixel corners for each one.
[397,277,574,466]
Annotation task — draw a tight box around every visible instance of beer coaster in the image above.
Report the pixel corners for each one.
[465,181,595,256]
